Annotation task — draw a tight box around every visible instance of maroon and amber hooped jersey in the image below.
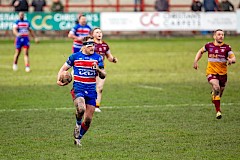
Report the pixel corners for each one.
[94,41,110,60]
[201,42,235,75]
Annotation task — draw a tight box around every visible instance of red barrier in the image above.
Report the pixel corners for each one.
[0,0,190,12]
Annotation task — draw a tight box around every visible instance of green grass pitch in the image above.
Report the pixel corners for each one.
[0,36,239,159]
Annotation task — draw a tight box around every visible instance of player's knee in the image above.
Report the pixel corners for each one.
[212,84,220,94]
[213,89,220,96]
[84,117,92,127]
[98,88,103,93]
[97,85,103,92]
[76,105,85,116]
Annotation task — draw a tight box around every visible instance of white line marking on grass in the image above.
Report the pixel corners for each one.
[0,103,239,112]
[138,85,163,90]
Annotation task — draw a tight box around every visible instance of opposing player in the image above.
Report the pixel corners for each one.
[92,27,118,112]
[68,14,91,53]
[12,11,38,72]
[57,36,106,146]
[193,29,236,119]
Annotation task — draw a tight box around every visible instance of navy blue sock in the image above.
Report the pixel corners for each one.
[79,122,89,139]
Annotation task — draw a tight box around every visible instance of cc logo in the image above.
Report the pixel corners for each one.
[31,15,53,30]
[140,12,159,26]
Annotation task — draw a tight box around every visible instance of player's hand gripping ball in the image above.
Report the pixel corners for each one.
[60,71,72,85]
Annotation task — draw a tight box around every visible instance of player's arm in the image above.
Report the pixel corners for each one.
[97,67,106,79]
[12,25,19,37]
[106,51,118,63]
[68,31,84,41]
[193,47,205,70]
[227,53,236,65]
[29,28,39,43]
[57,63,71,86]
[93,63,106,79]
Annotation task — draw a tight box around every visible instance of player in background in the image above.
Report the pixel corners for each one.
[12,11,38,72]
[193,29,236,119]
[68,14,92,53]
[57,36,106,146]
[92,27,118,112]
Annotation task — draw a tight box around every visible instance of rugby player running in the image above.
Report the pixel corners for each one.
[193,29,236,119]
[92,27,118,112]
[57,36,106,146]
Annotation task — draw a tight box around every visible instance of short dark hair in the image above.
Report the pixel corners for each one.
[78,14,86,20]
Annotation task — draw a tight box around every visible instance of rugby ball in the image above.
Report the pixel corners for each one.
[60,71,72,84]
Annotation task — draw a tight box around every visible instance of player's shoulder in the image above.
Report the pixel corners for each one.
[72,24,80,29]
[72,51,80,56]
[222,43,232,50]
[86,24,91,29]
[102,40,108,45]
[70,51,81,58]
[14,19,21,23]
[206,42,213,45]
[222,43,230,47]
[204,42,214,47]
[93,52,101,57]
[24,20,31,25]
[102,41,110,47]
[92,52,102,58]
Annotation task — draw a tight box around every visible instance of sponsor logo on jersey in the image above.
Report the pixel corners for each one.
[78,69,95,76]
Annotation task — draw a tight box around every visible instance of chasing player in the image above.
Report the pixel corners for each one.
[12,11,38,72]
[92,27,118,112]
[68,14,91,53]
[193,29,236,119]
[57,36,106,146]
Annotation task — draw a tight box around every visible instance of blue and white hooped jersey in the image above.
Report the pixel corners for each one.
[65,51,104,91]
[69,24,91,49]
[13,20,31,37]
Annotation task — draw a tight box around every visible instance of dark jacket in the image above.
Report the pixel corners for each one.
[51,2,64,12]
[191,1,203,11]
[219,1,234,11]
[203,0,218,12]
[11,0,29,12]
[154,0,169,11]
[31,0,46,12]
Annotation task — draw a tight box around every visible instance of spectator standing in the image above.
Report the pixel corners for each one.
[31,0,46,12]
[191,0,203,11]
[191,0,203,35]
[154,0,169,11]
[219,0,234,11]
[203,0,218,11]
[203,0,218,35]
[155,0,170,36]
[51,0,64,12]
[11,0,29,12]
[134,0,143,12]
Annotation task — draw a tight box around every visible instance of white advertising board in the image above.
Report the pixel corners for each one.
[201,12,236,31]
[101,12,237,31]
[237,10,240,33]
